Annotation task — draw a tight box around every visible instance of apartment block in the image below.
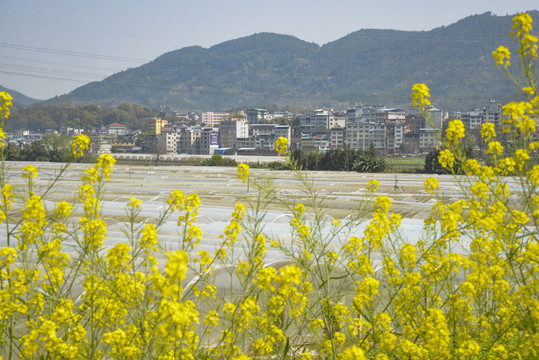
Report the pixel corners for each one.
[200,127,219,155]
[345,122,372,151]
[148,117,169,136]
[178,127,201,154]
[299,109,333,130]
[330,128,345,149]
[246,108,268,124]
[453,102,502,130]
[200,112,229,127]
[158,131,181,153]
[218,119,249,149]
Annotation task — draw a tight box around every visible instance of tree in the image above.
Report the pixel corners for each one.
[228,110,246,119]
[352,153,388,173]
[40,134,72,162]
[424,149,447,174]
[146,136,167,166]
[118,102,131,112]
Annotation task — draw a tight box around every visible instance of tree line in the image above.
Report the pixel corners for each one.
[7,102,171,132]
[289,147,388,173]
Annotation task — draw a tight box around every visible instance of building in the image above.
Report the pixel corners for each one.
[178,127,201,154]
[346,104,379,123]
[251,124,277,137]
[107,122,127,135]
[374,108,406,122]
[329,128,345,149]
[200,112,229,127]
[148,117,168,136]
[200,127,219,155]
[426,107,443,130]
[345,122,373,151]
[453,102,502,130]
[418,107,443,152]
[158,130,182,154]
[236,137,256,149]
[266,111,294,121]
[246,108,268,124]
[274,125,291,144]
[455,111,483,130]
[329,114,346,129]
[385,121,405,153]
[483,102,502,127]
[60,126,84,135]
[299,109,333,130]
[419,129,440,151]
[243,124,292,153]
[219,119,249,148]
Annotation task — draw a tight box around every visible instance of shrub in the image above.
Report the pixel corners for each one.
[352,154,389,173]
[199,153,237,167]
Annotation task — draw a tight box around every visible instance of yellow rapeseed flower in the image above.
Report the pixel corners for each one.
[367,179,379,192]
[237,163,250,183]
[411,83,431,109]
[106,243,132,272]
[486,141,504,156]
[294,203,305,216]
[514,149,530,170]
[503,101,536,134]
[0,91,13,119]
[168,189,185,211]
[1,183,15,210]
[492,46,511,67]
[95,153,116,180]
[511,13,538,58]
[127,196,142,209]
[438,149,455,169]
[424,177,439,194]
[54,201,73,219]
[0,246,17,268]
[338,345,366,360]
[445,120,465,145]
[275,136,288,155]
[22,164,38,185]
[165,250,189,283]
[481,122,496,141]
[72,134,90,158]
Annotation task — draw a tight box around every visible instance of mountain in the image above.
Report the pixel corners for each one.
[54,11,538,111]
[0,85,41,106]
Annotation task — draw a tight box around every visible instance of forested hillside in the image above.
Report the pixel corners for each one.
[0,85,41,106]
[46,11,539,111]
[8,102,166,131]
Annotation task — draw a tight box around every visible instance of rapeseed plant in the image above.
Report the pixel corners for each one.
[0,11,538,360]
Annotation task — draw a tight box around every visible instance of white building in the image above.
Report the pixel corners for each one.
[200,112,229,127]
[328,115,346,129]
[107,122,127,135]
[158,131,182,153]
[345,122,372,151]
[300,109,334,130]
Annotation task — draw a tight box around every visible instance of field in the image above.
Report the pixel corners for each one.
[2,160,521,262]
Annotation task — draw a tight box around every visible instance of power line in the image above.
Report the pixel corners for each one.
[0,43,148,63]
[0,63,107,80]
[0,70,96,84]
[2,54,127,73]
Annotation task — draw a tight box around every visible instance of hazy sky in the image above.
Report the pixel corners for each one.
[2,0,537,100]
